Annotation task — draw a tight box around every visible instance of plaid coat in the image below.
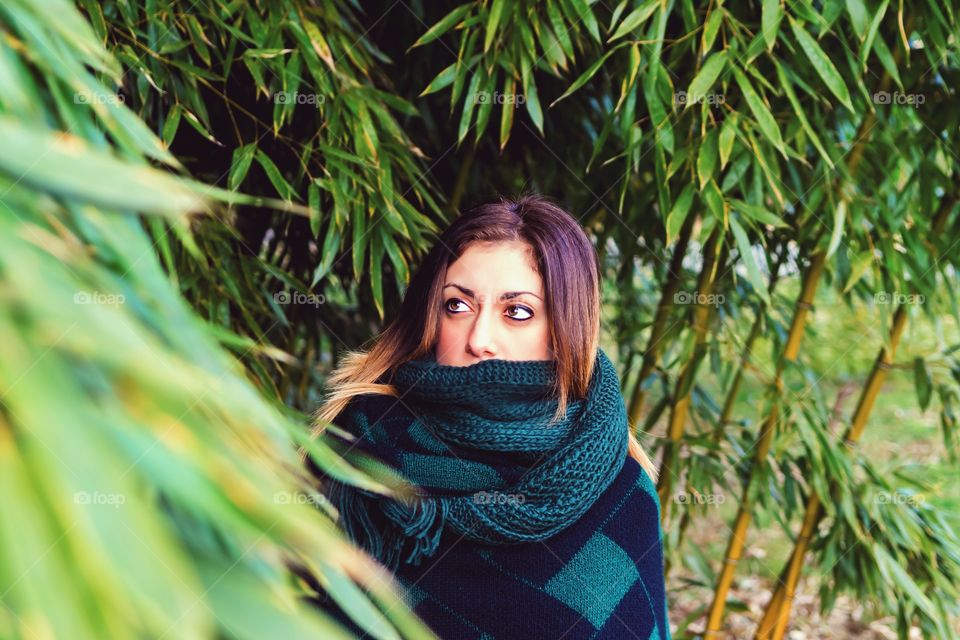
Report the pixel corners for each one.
[311,393,671,640]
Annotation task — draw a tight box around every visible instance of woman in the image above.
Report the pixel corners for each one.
[304,193,670,639]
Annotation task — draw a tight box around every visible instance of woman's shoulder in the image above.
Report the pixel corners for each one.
[590,454,663,536]
[331,391,405,433]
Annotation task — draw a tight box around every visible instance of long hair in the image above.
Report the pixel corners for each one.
[299,192,657,480]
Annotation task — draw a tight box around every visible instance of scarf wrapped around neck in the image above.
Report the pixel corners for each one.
[324,347,629,571]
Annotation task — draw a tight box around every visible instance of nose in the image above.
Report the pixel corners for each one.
[466,306,497,359]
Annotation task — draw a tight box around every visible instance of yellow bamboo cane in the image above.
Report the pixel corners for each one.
[656,229,723,522]
[704,249,826,636]
[628,216,696,426]
[703,46,896,628]
[755,306,907,638]
[755,193,956,639]
[667,244,785,574]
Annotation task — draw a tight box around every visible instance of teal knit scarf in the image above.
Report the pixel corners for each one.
[326,347,628,571]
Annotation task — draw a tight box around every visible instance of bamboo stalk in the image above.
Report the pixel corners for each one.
[656,229,723,521]
[755,193,956,639]
[627,214,696,426]
[704,46,894,628]
[755,307,907,639]
[667,244,785,573]
[704,249,826,636]
[621,348,637,395]
[716,244,786,433]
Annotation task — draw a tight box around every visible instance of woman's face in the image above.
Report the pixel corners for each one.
[435,240,551,366]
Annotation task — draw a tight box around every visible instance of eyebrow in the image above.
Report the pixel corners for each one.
[443,283,543,301]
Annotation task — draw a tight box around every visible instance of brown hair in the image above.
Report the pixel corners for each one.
[299,193,656,480]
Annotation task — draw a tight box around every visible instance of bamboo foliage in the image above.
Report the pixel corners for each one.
[656,228,724,520]
[0,1,434,638]
[3,0,960,638]
[756,194,960,639]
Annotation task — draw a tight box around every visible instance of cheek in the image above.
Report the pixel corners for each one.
[436,315,461,346]
[523,316,551,357]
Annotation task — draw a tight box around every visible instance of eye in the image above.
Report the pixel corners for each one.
[444,298,469,314]
[505,305,533,321]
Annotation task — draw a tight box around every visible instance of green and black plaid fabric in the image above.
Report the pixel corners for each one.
[312,350,670,639]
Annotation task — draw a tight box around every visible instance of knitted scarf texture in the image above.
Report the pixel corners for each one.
[325,347,629,571]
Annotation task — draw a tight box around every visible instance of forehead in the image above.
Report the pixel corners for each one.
[445,241,543,292]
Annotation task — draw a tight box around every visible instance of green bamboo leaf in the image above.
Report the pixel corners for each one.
[826,198,846,259]
[484,0,508,52]
[303,20,335,70]
[500,77,517,149]
[185,14,212,65]
[842,249,874,293]
[524,77,544,135]
[351,206,367,282]
[874,546,938,619]
[860,0,890,71]
[182,107,225,147]
[701,7,724,54]
[698,129,718,189]
[229,143,257,190]
[616,42,642,112]
[872,37,903,90]
[162,103,182,148]
[607,0,630,32]
[774,60,834,168]
[313,563,401,640]
[569,0,601,43]
[547,0,575,59]
[665,183,695,245]
[686,50,727,109]
[718,112,737,169]
[408,4,473,50]
[419,62,457,96]
[701,179,724,222]
[242,48,294,59]
[761,0,782,51]
[458,71,482,143]
[345,96,380,161]
[370,230,385,319]
[789,17,854,112]
[0,117,205,216]
[845,0,868,38]
[731,199,786,228]
[730,214,770,304]
[731,65,785,156]
[551,41,631,106]
[607,0,659,42]
[255,150,296,201]
[474,72,496,142]
[381,230,409,289]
